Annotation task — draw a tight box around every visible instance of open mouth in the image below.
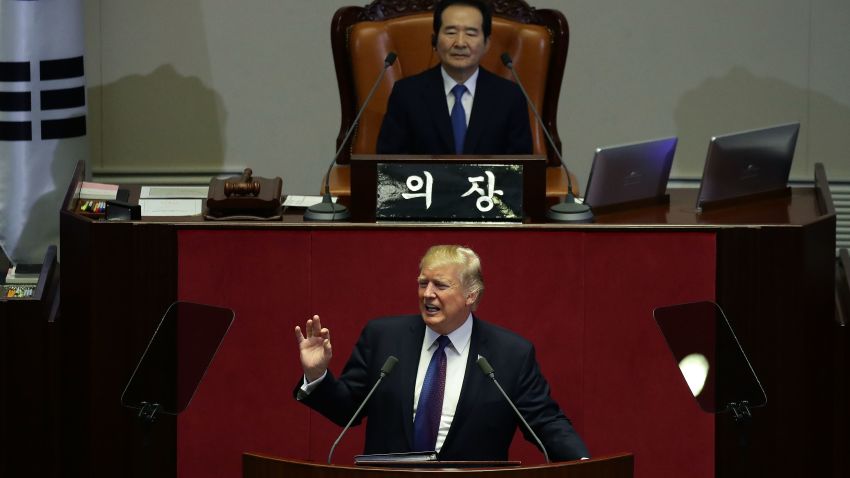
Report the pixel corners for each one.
[423,304,441,313]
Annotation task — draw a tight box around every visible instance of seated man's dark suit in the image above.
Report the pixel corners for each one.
[294,315,589,461]
[376,66,533,155]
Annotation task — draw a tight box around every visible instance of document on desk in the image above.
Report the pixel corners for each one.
[140,186,208,199]
[282,195,338,208]
[140,199,203,216]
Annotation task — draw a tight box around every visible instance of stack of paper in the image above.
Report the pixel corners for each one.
[139,186,207,216]
[4,264,41,285]
[353,451,438,464]
[81,181,119,200]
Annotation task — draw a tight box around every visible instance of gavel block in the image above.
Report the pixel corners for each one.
[206,168,283,219]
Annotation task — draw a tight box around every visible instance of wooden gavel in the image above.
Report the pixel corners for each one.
[224,168,261,197]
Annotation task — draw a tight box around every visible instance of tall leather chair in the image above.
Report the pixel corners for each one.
[328,0,577,200]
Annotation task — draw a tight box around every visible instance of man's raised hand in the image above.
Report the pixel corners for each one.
[295,315,332,382]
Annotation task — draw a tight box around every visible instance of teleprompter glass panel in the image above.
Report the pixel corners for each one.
[653,301,766,414]
[121,302,234,415]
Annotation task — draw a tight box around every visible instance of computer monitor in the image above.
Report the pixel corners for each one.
[695,122,799,212]
[583,137,677,210]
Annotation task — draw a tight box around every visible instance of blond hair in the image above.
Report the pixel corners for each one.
[420,245,484,307]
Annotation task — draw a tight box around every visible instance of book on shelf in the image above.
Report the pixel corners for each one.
[354,451,438,464]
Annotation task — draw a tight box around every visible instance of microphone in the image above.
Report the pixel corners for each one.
[500,53,593,224]
[305,52,398,221]
[327,355,399,464]
[477,355,550,464]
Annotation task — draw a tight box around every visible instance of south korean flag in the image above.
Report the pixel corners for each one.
[0,0,88,264]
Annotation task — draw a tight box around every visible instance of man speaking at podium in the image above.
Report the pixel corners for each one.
[375,0,533,156]
[293,245,589,461]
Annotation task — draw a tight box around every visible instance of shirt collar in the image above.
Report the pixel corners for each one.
[424,313,473,355]
[441,66,479,99]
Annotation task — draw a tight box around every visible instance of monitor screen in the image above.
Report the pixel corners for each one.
[583,137,677,210]
[696,122,799,212]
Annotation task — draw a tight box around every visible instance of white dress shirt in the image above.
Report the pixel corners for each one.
[413,313,472,452]
[441,67,478,127]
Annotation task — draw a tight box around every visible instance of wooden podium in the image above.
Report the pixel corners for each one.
[242,453,634,478]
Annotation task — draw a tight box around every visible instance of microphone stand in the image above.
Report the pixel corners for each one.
[501,53,593,223]
[477,356,550,464]
[327,356,399,464]
[305,52,398,221]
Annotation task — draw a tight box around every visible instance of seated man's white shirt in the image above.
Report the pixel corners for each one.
[441,66,478,127]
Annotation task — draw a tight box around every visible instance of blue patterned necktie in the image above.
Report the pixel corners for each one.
[450,84,468,154]
[413,335,451,451]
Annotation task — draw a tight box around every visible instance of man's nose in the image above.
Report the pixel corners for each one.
[423,283,437,297]
[454,32,468,47]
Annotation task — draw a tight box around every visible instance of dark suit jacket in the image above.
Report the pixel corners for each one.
[294,315,589,462]
[376,66,533,155]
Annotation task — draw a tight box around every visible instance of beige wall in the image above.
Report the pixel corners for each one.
[84,0,850,192]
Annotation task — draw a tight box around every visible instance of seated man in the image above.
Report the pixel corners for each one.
[294,245,589,461]
[375,0,533,156]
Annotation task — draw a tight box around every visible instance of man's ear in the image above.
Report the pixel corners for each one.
[466,291,479,307]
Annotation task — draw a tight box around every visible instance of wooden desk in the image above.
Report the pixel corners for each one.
[57,163,839,478]
[0,248,60,478]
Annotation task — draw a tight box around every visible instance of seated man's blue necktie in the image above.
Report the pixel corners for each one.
[413,335,451,451]
[450,84,468,154]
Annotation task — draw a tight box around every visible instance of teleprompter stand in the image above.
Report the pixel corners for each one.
[121,302,234,475]
[653,301,767,473]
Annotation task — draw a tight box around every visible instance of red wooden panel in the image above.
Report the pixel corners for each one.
[174,229,715,478]
[582,232,716,478]
[177,230,312,478]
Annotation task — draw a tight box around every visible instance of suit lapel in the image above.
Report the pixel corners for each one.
[423,66,455,153]
[400,318,426,450]
[440,316,488,453]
